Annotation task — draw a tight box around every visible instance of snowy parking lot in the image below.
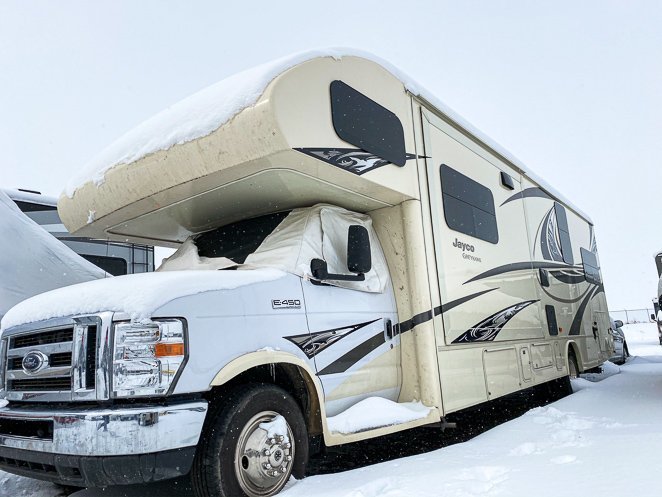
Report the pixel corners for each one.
[3,322,661,497]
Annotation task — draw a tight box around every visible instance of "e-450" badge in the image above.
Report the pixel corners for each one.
[271,299,302,310]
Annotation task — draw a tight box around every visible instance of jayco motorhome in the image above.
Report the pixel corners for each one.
[0,51,612,497]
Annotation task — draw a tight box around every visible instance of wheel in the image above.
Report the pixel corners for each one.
[191,384,308,497]
[567,350,579,380]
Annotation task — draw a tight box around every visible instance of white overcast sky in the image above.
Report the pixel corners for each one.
[0,0,660,310]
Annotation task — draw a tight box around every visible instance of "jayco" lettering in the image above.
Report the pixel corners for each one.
[452,237,475,252]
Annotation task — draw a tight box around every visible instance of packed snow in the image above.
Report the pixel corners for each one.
[327,398,431,434]
[0,190,105,319]
[1,268,285,329]
[259,414,290,442]
[63,48,590,222]
[1,322,660,497]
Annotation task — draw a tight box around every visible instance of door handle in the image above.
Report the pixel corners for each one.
[384,319,393,340]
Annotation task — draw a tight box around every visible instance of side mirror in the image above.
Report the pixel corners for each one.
[347,225,371,274]
[310,225,371,283]
[614,319,623,328]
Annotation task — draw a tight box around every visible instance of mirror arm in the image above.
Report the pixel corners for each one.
[311,258,365,282]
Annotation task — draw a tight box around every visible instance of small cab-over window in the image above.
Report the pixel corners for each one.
[330,80,406,167]
[581,248,601,285]
[440,165,498,244]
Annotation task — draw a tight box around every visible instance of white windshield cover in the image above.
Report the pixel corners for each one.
[160,204,389,293]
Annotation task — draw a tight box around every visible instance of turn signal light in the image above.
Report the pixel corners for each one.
[155,342,185,357]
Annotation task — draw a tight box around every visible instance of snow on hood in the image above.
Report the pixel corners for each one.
[63,48,590,223]
[1,268,285,330]
[0,190,106,319]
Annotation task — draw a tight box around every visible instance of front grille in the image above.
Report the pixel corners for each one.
[8,352,72,370]
[49,352,73,367]
[3,317,103,401]
[8,377,72,391]
[11,328,74,348]
[85,325,98,389]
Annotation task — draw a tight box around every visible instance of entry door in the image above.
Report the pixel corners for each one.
[301,279,400,418]
[422,110,543,346]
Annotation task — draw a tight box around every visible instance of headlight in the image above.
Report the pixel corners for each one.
[112,318,187,398]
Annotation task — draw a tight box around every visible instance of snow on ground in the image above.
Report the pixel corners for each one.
[2,322,661,497]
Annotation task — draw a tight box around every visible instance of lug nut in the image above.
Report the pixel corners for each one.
[268,438,276,445]
[284,442,291,449]
[286,455,292,461]
[262,448,271,456]
[276,435,284,442]
[263,463,272,470]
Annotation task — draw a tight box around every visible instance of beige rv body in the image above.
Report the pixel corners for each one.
[59,55,611,443]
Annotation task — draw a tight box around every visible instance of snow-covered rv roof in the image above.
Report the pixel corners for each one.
[59,49,590,246]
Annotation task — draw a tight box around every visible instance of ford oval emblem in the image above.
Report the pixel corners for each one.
[22,351,49,374]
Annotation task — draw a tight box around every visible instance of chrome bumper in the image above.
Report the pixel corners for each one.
[0,400,207,456]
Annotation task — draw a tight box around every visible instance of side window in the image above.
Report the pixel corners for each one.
[80,254,128,276]
[554,203,573,264]
[14,201,62,226]
[440,164,498,244]
[581,248,602,285]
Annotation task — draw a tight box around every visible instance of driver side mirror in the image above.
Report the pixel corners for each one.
[347,225,372,274]
[614,320,623,328]
[310,225,371,282]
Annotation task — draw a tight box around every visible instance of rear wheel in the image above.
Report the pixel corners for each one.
[191,384,308,497]
[567,350,579,380]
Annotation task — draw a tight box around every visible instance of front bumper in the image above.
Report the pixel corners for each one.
[0,400,207,486]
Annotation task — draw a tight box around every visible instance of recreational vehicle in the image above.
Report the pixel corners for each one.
[3,188,154,276]
[0,52,612,497]
[654,251,662,342]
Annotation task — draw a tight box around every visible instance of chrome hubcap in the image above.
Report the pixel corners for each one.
[234,411,294,497]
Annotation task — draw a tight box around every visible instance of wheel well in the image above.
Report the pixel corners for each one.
[206,363,323,437]
[567,342,583,372]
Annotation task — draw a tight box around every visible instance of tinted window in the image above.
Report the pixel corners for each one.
[195,212,290,263]
[14,201,62,226]
[330,80,406,167]
[545,305,559,336]
[581,247,601,285]
[81,254,127,276]
[440,165,498,244]
[554,203,573,265]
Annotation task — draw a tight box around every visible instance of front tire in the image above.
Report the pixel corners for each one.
[191,384,309,497]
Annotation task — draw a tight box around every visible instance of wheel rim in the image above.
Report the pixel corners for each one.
[234,410,295,497]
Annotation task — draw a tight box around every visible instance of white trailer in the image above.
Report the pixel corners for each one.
[0,51,612,497]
